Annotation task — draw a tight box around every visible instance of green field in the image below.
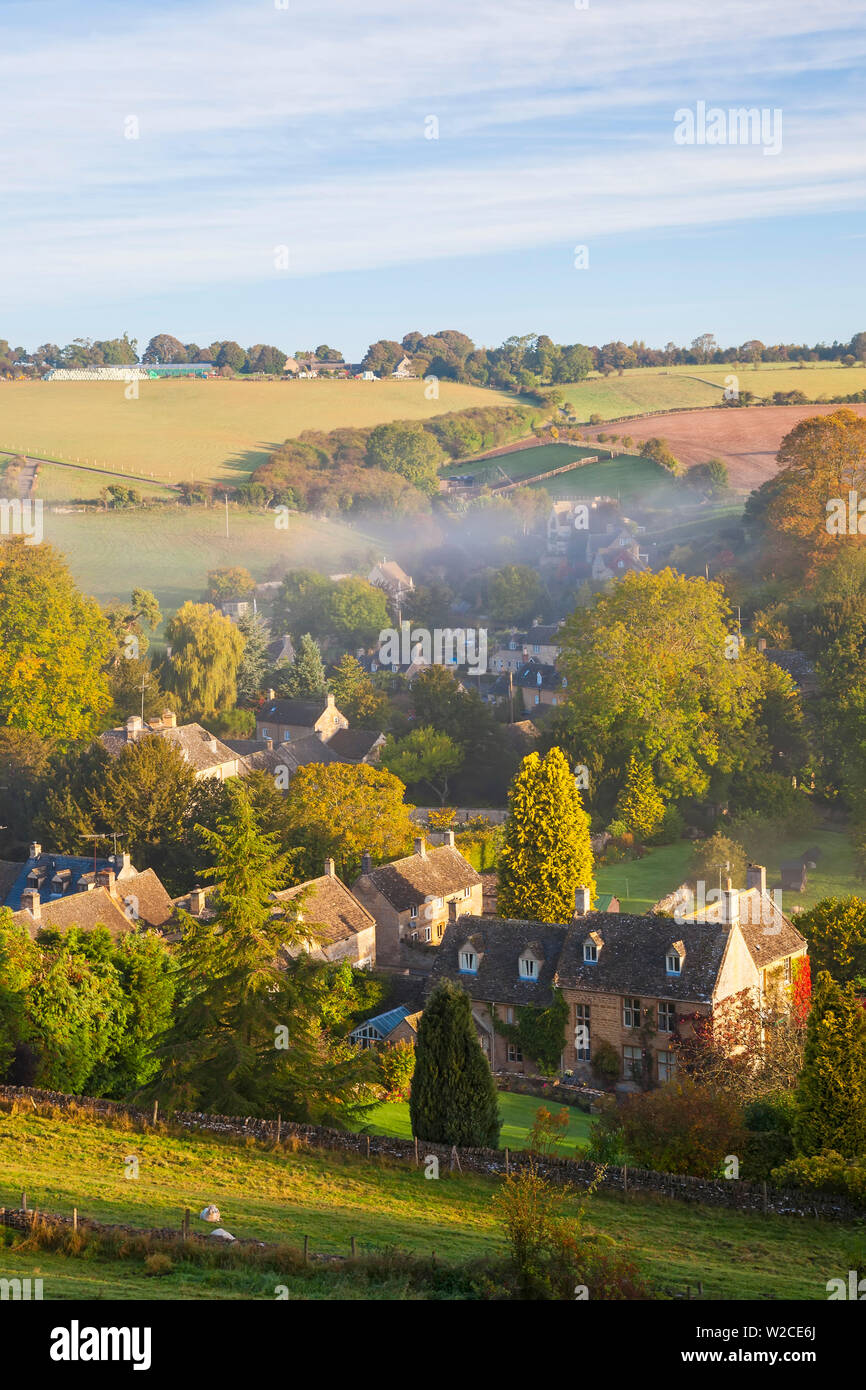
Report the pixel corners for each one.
[0,1103,859,1299]
[596,827,862,915]
[40,505,381,614]
[0,378,517,488]
[462,442,685,507]
[359,1091,593,1154]
[554,362,866,423]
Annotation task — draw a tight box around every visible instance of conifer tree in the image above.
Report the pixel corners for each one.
[409,980,500,1147]
[497,747,595,922]
[793,970,866,1157]
[150,781,373,1123]
[614,754,666,841]
[276,633,327,698]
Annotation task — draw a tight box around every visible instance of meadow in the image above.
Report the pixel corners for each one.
[0,377,517,487]
[40,504,383,614]
[0,1103,859,1300]
[595,827,861,915]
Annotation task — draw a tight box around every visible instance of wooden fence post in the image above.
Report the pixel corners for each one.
[623,1163,628,1195]
[366,1135,370,1159]
[152,1099,158,1127]
[183,1207,190,1239]
[303,1235,309,1264]
[762,1180,768,1215]
[414,1137,419,1167]
[350,1236,356,1258]
[276,1114,281,1145]
[505,1147,509,1175]
[21,1190,26,1213]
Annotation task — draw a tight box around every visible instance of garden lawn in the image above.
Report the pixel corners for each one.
[358,1090,593,1154]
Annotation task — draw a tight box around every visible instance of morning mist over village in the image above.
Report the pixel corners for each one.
[0,0,865,1360]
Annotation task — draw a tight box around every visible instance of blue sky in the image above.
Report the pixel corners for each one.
[2,0,865,357]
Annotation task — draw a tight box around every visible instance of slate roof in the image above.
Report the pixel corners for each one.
[119,869,175,929]
[355,845,482,912]
[429,915,570,1008]
[327,728,384,762]
[0,860,25,903]
[258,697,332,726]
[3,853,136,910]
[266,634,295,665]
[555,913,732,1003]
[274,873,376,948]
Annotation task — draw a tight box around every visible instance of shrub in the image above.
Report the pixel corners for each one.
[690,832,747,888]
[770,1151,866,1205]
[648,803,685,845]
[607,1077,745,1177]
[590,1039,621,1088]
[378,1039,415,1101]
[744,1092,796,1134]
[144,1253,174,1277]
[741,1129,795,1180]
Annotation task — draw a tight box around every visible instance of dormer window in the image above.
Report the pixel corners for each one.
[459,949,478,974]
[666,941,686,975]
[519,954,539,980]
[584,941,597,963]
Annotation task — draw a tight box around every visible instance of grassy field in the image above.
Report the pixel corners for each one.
[556,363,866,423]
[0,1104,860,1300]
[595,827,862,915]
[40,504,383,614]
[0,378,517,488]
[359,1091,593,1154]
[462,441,685,509]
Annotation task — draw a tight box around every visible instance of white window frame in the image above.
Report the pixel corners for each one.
[623,997,641,1029]
[459,950,477,973]
[658,1001,675,1033]
[583,941,597,963]
[507,1041,523,1063]
[518,955,539,980]
[623,1045,642,1081]
[666,952,681,975]
[575,1003,591,1061]
[658,1051,676,1082]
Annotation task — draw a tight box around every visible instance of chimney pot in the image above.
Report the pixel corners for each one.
[96,868,116,893]
[29,842,41,859]
[361,852,372,874]
[264,737,273,751]
[189,887,206,914]
[574,885,591,915]
[266,687,275,701]
[442,829,455,847]
[746,863,767,895]
[162,709,177,728]
[21,888,40,921]
[722,885,740,926]
[324,857,336,878]
[125,715,143,740]
[414,837,427,858]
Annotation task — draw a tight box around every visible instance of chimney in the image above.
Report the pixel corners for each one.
[448,898,459,922]
[746,863,766,895]
[574,885,591,915]
[29,841,41,859]
[414,837,427,859]
[125,715,143,741]
[361,853,372,874]
[96,868,116,894]
[162,709,177,729]
[21,888,40,921]
[757,637,767,652]
[441,829,455,847]
[266,688,275,701]
[326,693,335,708]
[189,887,206,915]
[264,737,273,751]
[721,877,739,925]
[113,852,132,877]
[324,857,336,878]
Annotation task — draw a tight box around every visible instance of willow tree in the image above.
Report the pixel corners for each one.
[497,746,595,922]
[163,601,245,716]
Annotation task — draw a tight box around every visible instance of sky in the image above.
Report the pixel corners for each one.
[2,0,865,358]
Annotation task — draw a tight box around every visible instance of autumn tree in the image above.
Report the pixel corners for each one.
[498,747,595,922]
[163,601,245,716]
[558,570,767,804]
[206,567,256,604]
[757,409,866,571]
[798,896,866,990]
[0,539,112,738]
[381,726,463,804]
[285,763,413,878]
[793,970,866,1157]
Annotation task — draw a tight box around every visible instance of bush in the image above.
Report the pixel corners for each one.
[770,1151,866,1205]
[648,803,685,845]
[740,1129,796,1180]
[744,1092,796,1134]
[603,1077,745,1177]
[690,832,747,888]
[378,1039,415,1101]
[144,1253,174,1277]
[590,1039,621,1088]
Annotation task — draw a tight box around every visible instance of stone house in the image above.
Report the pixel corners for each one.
[273,858,377,969]
[351,833,483,968]
[367,559,414,604]
[3,845,174,933]
[255,693,348,745]
[100,711,245,781]
[429,872,807,1088]
[350,1004,422,1049]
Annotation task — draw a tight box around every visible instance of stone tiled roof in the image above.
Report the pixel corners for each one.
[720,889,807,968]
[274,873,376,948]
[429,915,570,1007]
[555,913,731,1002]
[326,728,384,762]
[356,846,481,912]
[12,886,136,939]
[100,724,241,774]
[118,869,175,928]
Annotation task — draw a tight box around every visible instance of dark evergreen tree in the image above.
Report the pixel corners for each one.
[793,970,866,1157]
[409,980,500,1147]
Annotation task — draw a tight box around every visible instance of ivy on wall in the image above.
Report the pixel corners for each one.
[492,989,569,1077]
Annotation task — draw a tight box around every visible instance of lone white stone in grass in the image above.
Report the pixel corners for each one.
[199,1204,221,1223]
[210,1228,236,1242]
